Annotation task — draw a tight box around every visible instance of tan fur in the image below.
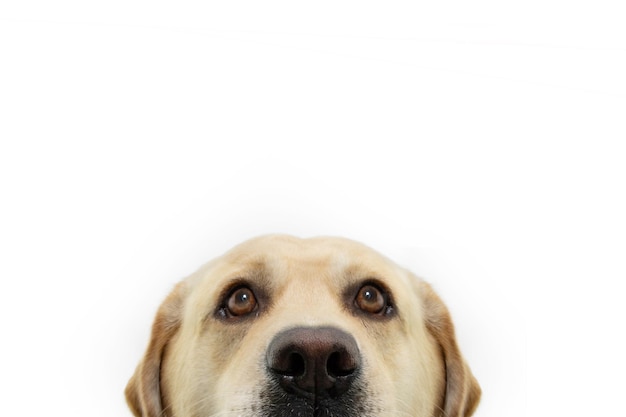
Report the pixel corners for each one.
[125,282,186,417]
[125,235,480,417]
[419,281,482,417]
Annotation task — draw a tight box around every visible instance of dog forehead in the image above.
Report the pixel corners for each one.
[224,235,386,264]
[219,235,397,280]
[186,235,414,310]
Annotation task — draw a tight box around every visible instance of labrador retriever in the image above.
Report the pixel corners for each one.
[126,235,481,417]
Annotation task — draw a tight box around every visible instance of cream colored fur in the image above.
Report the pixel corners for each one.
[126,235,480,417]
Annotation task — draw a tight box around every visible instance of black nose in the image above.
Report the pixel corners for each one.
[266,326,360,399]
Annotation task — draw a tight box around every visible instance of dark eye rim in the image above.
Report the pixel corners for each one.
[215,280,263,321]
[347,279,396,319]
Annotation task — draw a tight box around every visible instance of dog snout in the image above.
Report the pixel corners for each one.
[266,326,361,399]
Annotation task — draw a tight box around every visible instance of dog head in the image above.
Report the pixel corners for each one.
[125,235,480,417]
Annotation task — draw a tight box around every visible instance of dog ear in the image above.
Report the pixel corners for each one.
[419,281,481,417]
[125,283,186,417]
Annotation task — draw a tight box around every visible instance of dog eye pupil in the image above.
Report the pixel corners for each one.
[356,284,386,314]
[227,287,257,316]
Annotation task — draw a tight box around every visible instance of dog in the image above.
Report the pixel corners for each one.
[125,235,481,417]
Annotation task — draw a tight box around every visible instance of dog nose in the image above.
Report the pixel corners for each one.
[266,326,360,399]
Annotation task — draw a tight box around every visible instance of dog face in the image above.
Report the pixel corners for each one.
[125,235,480,417]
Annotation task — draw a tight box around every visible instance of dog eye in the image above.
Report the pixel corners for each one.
[355,284,387,315]
[226,287,257,316]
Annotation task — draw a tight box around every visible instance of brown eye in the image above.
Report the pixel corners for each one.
[227,287,257,316]
[355,284,386,315]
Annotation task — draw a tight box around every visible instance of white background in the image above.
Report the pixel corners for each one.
[1,1,625,416]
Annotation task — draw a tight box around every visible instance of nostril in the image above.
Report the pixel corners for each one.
[284,352,306,377]
[327,350,357,378]
[270,349,307,377]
